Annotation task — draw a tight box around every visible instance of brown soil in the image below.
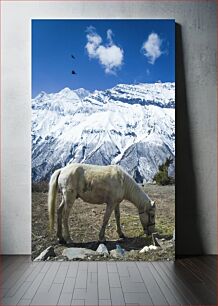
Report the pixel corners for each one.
[32,184,175,261]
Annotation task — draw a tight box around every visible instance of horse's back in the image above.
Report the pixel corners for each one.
[82,164,124,187]
[58,163,84,188]
[58,163,125,204]
[81,164,125,203]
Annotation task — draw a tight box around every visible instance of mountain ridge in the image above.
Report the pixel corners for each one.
[32,82,175,182]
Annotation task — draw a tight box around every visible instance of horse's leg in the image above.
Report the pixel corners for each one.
[99,203,114,242]
[62,189,76,244]
[114,204,125,239]
[57,196,66,244]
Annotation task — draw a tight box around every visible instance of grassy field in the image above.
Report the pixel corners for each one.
[32,184,175,261]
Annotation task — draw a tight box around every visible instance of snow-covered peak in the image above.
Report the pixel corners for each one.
[74,88,90,99]
[34,91,49,101]
[59,87,72,94]
[54,87,81,101]
[84,82,175,108]
[109,82,175,107]
[32,82,175,182]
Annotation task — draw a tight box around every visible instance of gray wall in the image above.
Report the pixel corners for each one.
[1,1,217,255]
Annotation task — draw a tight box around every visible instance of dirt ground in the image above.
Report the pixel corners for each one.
[32,184,175,261]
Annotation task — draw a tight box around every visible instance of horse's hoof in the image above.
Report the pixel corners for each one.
[58,238,67,245]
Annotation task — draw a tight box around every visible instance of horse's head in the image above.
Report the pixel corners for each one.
[139,200,156,236]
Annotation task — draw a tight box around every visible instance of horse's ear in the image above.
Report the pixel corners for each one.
[151,201,156,208]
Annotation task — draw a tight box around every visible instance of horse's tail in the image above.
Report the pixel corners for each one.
[48,169,61,232]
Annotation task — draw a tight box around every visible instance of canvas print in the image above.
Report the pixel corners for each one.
[32,20,175,261]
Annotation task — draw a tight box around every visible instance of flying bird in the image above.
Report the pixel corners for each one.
[71,55,76,75]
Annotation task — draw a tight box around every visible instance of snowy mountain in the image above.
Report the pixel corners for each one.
[32,82,175,182]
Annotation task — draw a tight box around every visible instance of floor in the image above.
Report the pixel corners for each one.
[0,256,217,305]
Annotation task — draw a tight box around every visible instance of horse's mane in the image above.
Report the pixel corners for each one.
[123,169,142,194]
[121,168,151,210]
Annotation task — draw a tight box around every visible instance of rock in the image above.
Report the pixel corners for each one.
[148,245,158,250]
[110,245,126,258]
[154,238,165,248]
[151,231,174,249]
[139,246,149,253]
[155,238,174,249]
[96,244,109,255]
[139,245,158,253]
[34,246,56,261]
[116,244,125,256]
[62,248,98,260]
[152,232,161,247]
[110,249,119,258]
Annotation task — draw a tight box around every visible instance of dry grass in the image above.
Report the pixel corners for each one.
[32,184,175,261]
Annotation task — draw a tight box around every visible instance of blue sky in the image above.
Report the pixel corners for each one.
[32,19,175,98]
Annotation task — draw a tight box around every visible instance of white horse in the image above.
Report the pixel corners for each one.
[48,163,156,244]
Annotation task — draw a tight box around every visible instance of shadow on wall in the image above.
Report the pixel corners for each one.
[175,24,205,256]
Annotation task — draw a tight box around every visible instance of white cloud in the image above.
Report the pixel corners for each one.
[142,33,163,64]
[85,26,102,58]
[85,27,123,74]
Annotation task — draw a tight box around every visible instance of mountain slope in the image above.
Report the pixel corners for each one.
[32,82,175,182]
